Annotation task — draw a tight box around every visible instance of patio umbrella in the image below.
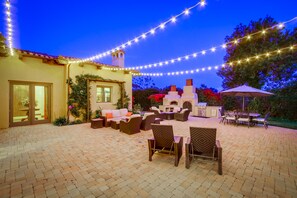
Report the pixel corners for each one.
[220,85,273,111]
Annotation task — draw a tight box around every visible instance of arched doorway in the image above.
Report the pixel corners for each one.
[170,101,178,105]
[183,101,192,111]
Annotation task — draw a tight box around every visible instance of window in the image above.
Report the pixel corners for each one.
[96,86,111,103]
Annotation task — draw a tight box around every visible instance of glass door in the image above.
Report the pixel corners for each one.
[32,85,50,124]
[10,84,31,126]
[10,82,51,127]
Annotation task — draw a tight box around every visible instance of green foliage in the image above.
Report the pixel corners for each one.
[53,117,68,126]
[217,16,297,89]
[69,119,83,125]
[133,103,142,114]
[67,74,104,121]
[268,117,297,129]
[93,107,102,118]
[217,16,297,120]
[196,84,222,106]
[0,33,8,57]
[133,88,160,110]
[115,91,130,109]
[268,81,297,120]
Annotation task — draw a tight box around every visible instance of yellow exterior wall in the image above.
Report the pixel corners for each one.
[69,63,133,111]
[0,54,133,128]
[0,55,66,129]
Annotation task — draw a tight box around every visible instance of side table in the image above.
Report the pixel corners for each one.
[91,118,103,129]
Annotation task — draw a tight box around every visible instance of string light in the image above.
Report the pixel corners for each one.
[4,0,14,56]
[131,44,296,76]
[105,16,297,71]
[69,0,207,64]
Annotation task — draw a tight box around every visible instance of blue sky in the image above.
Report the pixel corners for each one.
[1,0,297,90]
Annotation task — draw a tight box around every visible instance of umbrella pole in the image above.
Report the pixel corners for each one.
[242,96,245,112]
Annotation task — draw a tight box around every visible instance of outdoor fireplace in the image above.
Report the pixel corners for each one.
[170,101,178,105]
[182,101,192,111]
[161,79,198,113]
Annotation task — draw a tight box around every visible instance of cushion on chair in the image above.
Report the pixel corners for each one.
[106,113,113,119]
[126,112,133,117]
[253,118,265,122]
[112,110,121,117]
[142,112,154,120]
[120,108,128,116]
[173,107,181,112]
[180,108,188,114]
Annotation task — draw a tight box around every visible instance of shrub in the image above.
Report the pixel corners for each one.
[53,117,68,126]
[69,120,83,125]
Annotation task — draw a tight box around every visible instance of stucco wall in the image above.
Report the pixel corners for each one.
[69,63,133,111]
[0,55,66,129]
[0,54,133,129]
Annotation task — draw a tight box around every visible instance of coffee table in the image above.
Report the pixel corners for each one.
[91,118,103,129]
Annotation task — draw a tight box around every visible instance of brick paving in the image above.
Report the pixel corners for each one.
[0,117,297,197]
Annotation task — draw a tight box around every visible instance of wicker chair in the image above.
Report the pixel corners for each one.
[174,109,191,121]
[148,124,183,166]
[150,109,166,121]
[141,114,157,131]
[119,116,142,135]
[253,112,270,129]
[185,127,222,175]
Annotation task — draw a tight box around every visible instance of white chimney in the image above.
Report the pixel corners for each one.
[111,50,125,67]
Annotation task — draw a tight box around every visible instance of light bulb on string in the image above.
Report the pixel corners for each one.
[133,44,296,77]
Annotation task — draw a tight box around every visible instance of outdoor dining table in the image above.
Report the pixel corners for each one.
[238,112,261,118]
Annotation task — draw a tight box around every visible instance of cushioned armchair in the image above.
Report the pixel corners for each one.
[253,112,270,129]
[150,107,166,121]
[141,114,157,131]
[119,116,142,135]
[174,109,191,121]
[185,127,222,175]
[148,124,183,166]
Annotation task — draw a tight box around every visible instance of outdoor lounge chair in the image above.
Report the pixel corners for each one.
[218,108,226,124]
[174,109,191,121]
[253,112,270,129]
[237,112,251,127]
[141,114,157,131]
[185,127,222,175]
[148,124,183,166]
[225,110,237,124]
[119,116,142,135]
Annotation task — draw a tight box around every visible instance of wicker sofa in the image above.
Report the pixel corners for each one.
[100,108,130,127]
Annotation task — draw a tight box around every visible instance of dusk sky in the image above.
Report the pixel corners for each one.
[1,0,297,90]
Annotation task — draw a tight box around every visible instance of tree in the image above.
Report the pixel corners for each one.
[196,84,221,106]
[217,16,297,90]
[133,88,160,111]
[217,16,297,120]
